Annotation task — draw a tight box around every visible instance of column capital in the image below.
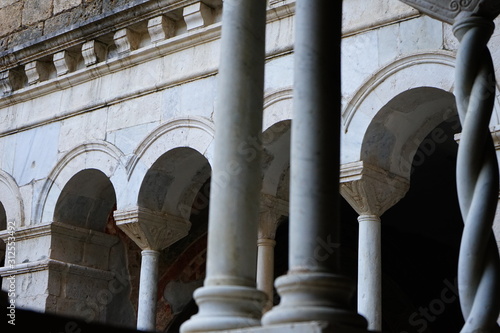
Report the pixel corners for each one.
[259,193,289,240]
[399,0,500,24]
[340,161,410,217]
[114,207,191,251]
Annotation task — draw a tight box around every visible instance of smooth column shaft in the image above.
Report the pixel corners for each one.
[257,238,276,311]
[180,1,267,331]
[137,250,160,331]
[358,215,382,331]
[289,0,340,271]
[205,0,267,287]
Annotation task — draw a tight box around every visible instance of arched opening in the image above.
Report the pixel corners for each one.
[51,168,135,328]
[136,147,211,331]
[54,168,116,231]
[381,116,463,332]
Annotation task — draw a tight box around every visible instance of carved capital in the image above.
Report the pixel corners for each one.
[259,193,289,240]
[340,161,410,216]
[114,207,191,250]
[399,0,500,24]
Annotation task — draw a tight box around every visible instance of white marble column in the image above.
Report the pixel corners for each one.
[137,250,160,331]
[257,238,276,312]
[340,161,409,331]
[263,0,367,329]
[179,1,268,331]
[257,194,288,312]
[114,207,191,331]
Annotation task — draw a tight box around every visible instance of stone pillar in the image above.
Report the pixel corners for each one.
[114,207,191,331]
[399,1,500,330]
[340,161,409,331]
[263,1,367,330]
[257,194,288,312]
[180,0,268,331]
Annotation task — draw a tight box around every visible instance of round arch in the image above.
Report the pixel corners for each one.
[124,116,215,214]
[0,170,25,227]
[37,141,127,224]
[138,147,211,219]
[341,51,459,172]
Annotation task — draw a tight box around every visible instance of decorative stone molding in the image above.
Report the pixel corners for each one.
[53,50,78,76]
[340,161,410,216]
[259,193,288,240]
[0,68,26,94]
[183,2,214,31]
[148,15,176,43]
[25,60,51,85]
[399,0,500,24]
[81,40,107,66]
[114,207,191,251]
[113,28,141,55]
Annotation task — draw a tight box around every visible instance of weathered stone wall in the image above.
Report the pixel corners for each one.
[0,0,148,53]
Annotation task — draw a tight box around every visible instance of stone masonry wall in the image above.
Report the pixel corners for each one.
[0,0,147,53]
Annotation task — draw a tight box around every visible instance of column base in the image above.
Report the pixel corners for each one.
[180,285,267,333]
[262,272,367,328]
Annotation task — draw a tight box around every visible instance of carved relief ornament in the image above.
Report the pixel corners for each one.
[399,0,500,24]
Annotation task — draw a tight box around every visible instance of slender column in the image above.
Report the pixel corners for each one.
[257,194,288,312]
[180,1,267,331]
[257,238,276,312]
[263,1,367,329]
[137,250,160,331]
[340,161,409,331]
[357,215,382,331]
[114,207,191,331]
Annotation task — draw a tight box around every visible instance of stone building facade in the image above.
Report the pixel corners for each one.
[0,0,499,332]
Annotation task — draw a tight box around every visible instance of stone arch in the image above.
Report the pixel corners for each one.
[138,147,212,220]
[262,88,293,200]
[0,170,24,227]
[341,51,459,171]
[361,87,458,179]
[125,116,215,217]
[37,141,127,224]
[263,88,293,132]
[53,169,116,231]
[262,120,291,200]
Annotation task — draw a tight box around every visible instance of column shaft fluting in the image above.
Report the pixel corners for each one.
[357,215,382,331]
[180,1,267,331]
[137,250,160,331]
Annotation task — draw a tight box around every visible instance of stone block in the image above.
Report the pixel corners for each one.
[0,1,22,37]
[58,110,107,154]
[53,0,81,15]
[22,0,53,26]
[11,123,60,186]
[8,22,44,48]
[399,16,443,54]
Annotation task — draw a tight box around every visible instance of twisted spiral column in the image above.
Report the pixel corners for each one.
[453,17,500,332]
